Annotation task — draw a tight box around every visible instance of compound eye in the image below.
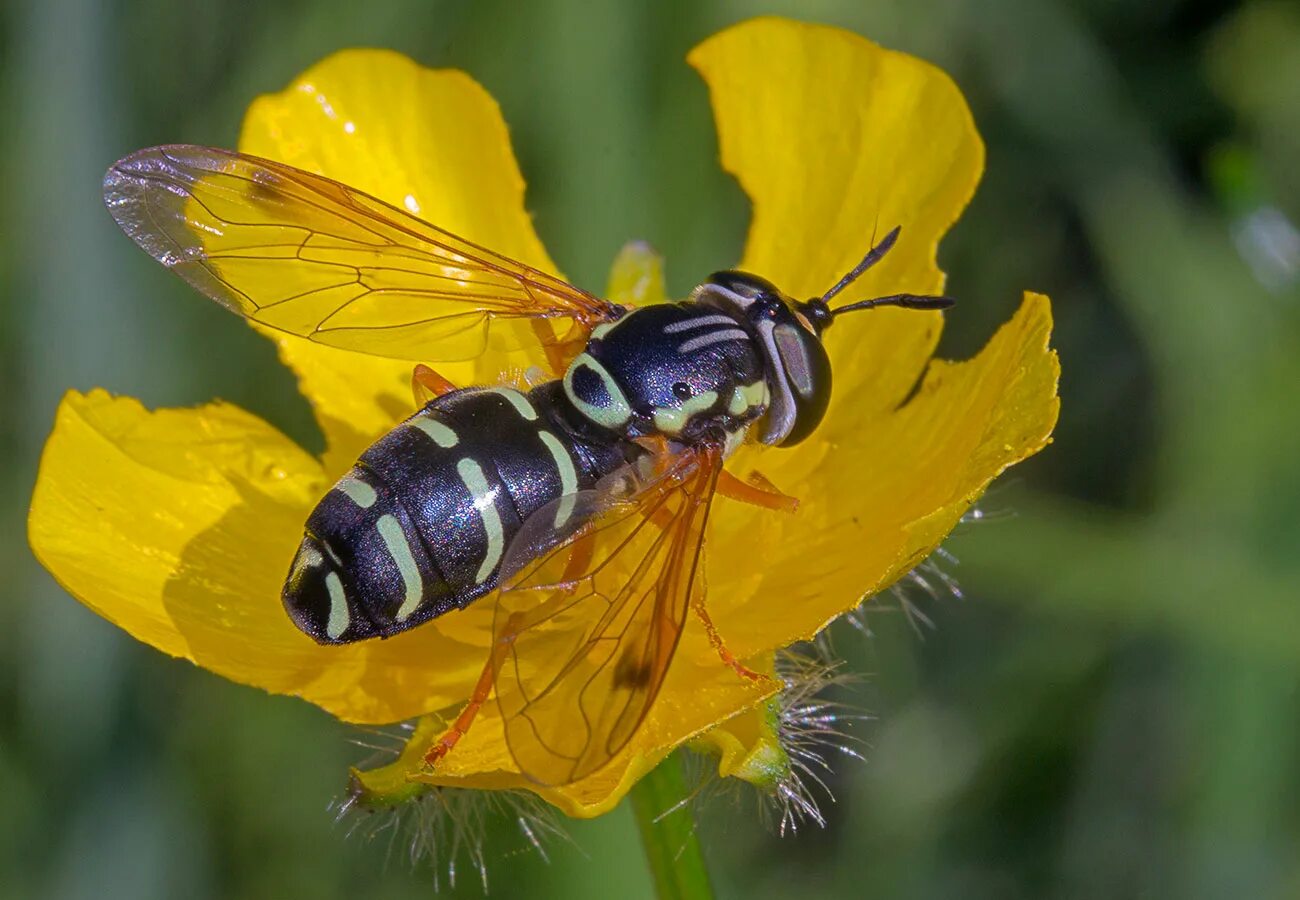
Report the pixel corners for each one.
[773,323,815,398]
[758,316,833,447]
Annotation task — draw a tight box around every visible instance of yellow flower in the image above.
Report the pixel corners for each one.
[28,18,1058,818]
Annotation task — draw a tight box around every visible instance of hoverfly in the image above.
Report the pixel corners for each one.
[104,145,951,786]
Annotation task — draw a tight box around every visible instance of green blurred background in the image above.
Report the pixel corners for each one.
[3,0,1299,897]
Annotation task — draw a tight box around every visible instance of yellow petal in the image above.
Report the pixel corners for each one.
[689,17,984,412]
[241,50,556,274]
[34,26,1058,823]
[28,389,494,724]
[359,644,776,819]
[238,49,563,467]
[712,293,1060,654]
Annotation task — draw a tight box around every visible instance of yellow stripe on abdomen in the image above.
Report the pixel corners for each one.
[456,458,505,585]
[378,514,424,622]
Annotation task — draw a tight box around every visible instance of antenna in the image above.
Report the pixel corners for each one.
[832,293,954,315]
[820,226,901,306]
[813,225,953,320]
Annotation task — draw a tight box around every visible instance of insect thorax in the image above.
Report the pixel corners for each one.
[561,303,770,445]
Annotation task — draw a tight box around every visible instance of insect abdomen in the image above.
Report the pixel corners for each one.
[283,385,620,644]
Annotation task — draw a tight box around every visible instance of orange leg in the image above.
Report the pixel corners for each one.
[423,648,497,768]
[423,535,594,770]
[717,468,799,512]
[412,364,459,407]
[692,595,764,682]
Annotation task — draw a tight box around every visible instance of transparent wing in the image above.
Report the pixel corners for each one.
[103,145,619,361]
[492,444,724,786]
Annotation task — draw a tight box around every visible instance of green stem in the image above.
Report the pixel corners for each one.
[629,752,716,900]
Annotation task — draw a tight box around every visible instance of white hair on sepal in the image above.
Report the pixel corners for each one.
[766,649,871,836]
[663,646,870,839]
[331,722,572,893]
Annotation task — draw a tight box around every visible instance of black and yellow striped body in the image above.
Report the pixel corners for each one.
[284,383,630,642]
[97,145,933,651]
[284,290,809,646]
